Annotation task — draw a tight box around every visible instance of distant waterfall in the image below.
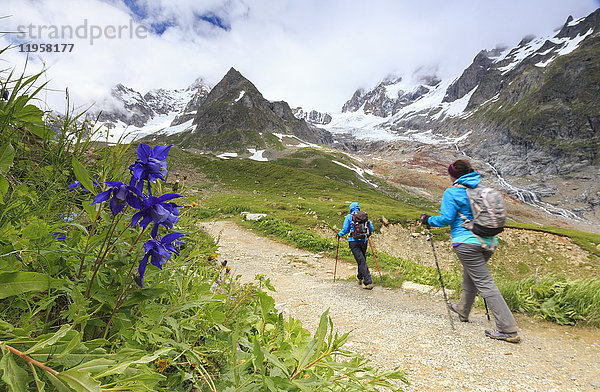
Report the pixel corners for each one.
[454,145,583,222]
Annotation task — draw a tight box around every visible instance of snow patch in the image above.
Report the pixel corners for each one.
[93,112,186,144]
[555,28,593,56]
[217,152,238,159]
[497,36,547,74]
[234,90,245,103]
[567,17,585,27]
[248,149,268,161]
[436,87,476,119]
[159,119,195,136]
[272,133,322,148]
[332,160,378,187]
[324,112,400,141]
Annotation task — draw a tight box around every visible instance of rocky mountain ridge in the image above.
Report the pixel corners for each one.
[342,73,441,118]
[292,107,332,125]
[154,67,333,151]
[91,78,211,130]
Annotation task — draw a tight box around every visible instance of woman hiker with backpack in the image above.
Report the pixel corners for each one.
[338,202,375,290]
[420,159,520,343]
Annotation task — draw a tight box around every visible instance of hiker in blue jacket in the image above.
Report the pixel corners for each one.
[338,202,375,290]
[420,159,520,343]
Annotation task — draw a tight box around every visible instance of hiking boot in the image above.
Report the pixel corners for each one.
[485,329,521,343]
[356,276,363,286]
[448,302,469,322]
[362,283,373,290]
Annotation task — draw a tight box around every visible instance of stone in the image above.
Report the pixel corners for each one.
[381,215,390,226]
[240,212,267,221]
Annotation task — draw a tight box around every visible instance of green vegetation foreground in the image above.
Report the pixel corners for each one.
[0,59,407,391]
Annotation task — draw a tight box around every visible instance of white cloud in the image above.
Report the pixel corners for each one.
[1,0,598,113]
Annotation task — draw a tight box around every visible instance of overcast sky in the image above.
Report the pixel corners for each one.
[1,0,599,113]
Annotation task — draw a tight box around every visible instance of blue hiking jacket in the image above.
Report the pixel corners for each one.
[427,172,493,245]
[338,202,374,242]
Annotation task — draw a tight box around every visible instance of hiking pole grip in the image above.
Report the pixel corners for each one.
[367,237,382,280]
[426,227,455,330]
[334,236,340,282]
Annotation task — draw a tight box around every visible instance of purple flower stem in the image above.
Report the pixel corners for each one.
[103,284,136,339]
[124,226,148,278]
[102,225,149,339]
[78,203,103,279]
[85,213,123,298]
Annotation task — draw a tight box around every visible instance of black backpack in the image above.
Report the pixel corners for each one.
[351,211,371,240]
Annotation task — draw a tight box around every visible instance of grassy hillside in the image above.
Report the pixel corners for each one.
[169,147,434,231]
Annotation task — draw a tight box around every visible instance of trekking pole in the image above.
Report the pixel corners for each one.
[483,297,491,321]
[333,236,340,282]
[426,226,455,330]
[367,237,382,280]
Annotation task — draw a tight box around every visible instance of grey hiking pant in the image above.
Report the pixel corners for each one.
[349,240,372,285]
[453,243,518,334]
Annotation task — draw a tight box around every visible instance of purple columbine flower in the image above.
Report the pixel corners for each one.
[90,181,143,216]
[129,193,182,238]
[68,180,101,193]
[135,232,185,288]
[129,143,173,195]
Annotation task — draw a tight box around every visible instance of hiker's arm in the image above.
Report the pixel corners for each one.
[368,220,374,234]
[428,189,459,227]
[338,215,351,237]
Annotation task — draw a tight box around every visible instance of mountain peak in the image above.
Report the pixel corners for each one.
[161,68,332,151]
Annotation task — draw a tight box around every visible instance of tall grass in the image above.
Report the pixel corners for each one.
[500,275,600,325]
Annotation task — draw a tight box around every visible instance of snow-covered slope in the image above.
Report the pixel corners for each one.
[333,11,599,141]
[291,107,332,125]
[90,78,211,143]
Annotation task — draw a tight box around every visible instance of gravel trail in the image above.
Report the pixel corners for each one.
[202,221,600,392]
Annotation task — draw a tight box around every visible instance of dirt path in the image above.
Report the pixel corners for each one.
[202,221,600,392]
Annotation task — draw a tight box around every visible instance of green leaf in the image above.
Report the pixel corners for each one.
[61,222,89,236]
[94,348,170,378]
[71,158,95,195]
[55,334,83,359]
[16,103,49,140]
[261,349,290,378]
[0,176,9,203]
[68,358,113,374]
[0,352,30,392]
[293,338,317,375]
[121,288,169,307]
[0,320,14,333]
[315,309,329,352]
[24,325,72,355]
[81,201,101,222]
[45,372,71,392]
[30,365,46,392]
[0,271,64,300]
[59,369,102,392]
[252,338,264,373]
[0,143,15,173]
